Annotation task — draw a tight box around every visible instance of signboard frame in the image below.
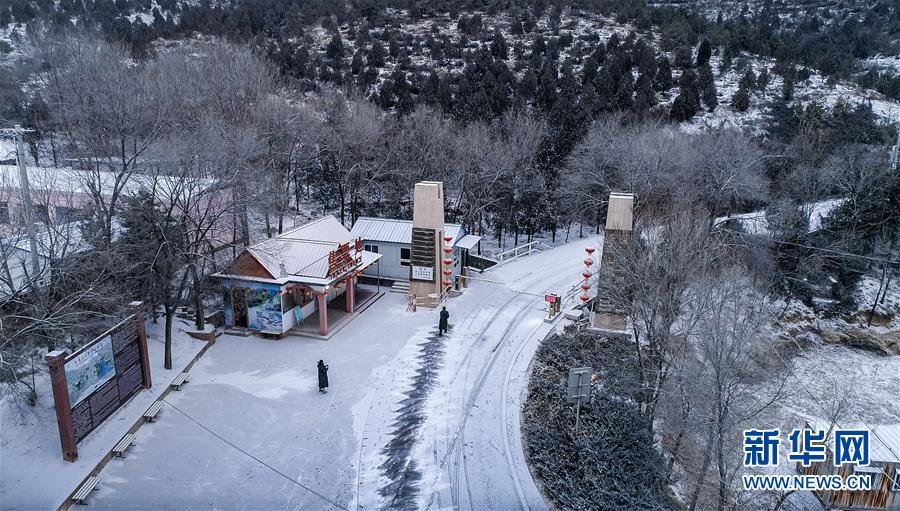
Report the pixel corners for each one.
[45,302,151,461]
[410,227,437,283]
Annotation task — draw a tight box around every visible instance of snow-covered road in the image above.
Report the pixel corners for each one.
[357,236,601,510]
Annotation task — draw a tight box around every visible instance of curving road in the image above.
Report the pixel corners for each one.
[358,235,601,510]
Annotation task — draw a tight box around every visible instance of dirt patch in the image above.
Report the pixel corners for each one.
[820,329,900,355]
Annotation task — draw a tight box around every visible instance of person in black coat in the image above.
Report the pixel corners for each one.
[317,360,329,393]
[438,306,449,336]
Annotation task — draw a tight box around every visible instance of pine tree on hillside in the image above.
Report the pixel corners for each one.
[696,39,711,66]
[582,55,598,85]
[326,33,343,61]
[491,29,508,59]
[655,56,672,91]
[698,63,717,111]
[670,70,700,121]
[350,49,363,75]
[732,83,750,111]
[368,40,385,67]
[757,67,770,93]
[615,71,634,111]
[719,46,733,75]
[634,72,657,115]
[739,69,756,90]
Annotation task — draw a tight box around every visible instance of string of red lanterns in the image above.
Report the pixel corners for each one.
[580,246,595,303]
[442,235,454,288]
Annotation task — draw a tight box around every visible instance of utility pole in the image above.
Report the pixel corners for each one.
[1,124,42,291]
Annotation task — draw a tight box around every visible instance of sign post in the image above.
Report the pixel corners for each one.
[544,293,561,322]
[566,366,593,438]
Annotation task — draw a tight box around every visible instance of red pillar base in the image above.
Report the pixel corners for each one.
[345,278,355,314]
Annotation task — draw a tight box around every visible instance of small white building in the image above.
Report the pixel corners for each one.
[349,217,481,284]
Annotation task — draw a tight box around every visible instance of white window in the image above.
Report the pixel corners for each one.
[893,466,900,491]
[400,247,411,267]
[364,244,379,254]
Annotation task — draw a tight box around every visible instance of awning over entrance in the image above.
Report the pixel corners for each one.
[455,234,482,250]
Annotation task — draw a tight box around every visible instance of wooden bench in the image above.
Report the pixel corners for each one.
[112,433,136,458]
[143,401,164,422]
[171,371,190,390]
[72,475,100,505]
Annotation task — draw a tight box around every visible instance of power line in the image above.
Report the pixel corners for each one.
[161,398,350,511]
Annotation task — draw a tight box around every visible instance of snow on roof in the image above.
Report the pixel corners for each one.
[279,215,353,244]
[249,238,339,279]
[3,222,94,259]
[244,215,371,280]
[808,420,900,464]
[0,165,220,199]
[455,234,482,250]
[350,217,463,245]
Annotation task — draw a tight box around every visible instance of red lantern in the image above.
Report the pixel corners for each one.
[443,235,454,243]
[443,280,452,286]
[582,271,591,279]
[443,270,452,276]
[583,258,594,266]
[580,295,590,302]
[443,247,453,254]
[443,258,453,265]
[581,283,590,291]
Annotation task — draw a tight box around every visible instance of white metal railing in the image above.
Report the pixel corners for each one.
[494,240,552,264]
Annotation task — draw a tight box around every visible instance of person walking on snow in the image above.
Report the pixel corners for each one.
[317,360,329,393]
[438,306,450,336]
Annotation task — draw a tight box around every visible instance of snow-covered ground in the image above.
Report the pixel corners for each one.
[0,317,207,510]
[17,236,598,510]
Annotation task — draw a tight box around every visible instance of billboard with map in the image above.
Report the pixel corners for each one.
[64,318,147,442]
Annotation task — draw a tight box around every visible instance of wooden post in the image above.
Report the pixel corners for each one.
[45,350,78,462]
[345,278,355,314]
[318,292,328,336]
[130,301,152,389]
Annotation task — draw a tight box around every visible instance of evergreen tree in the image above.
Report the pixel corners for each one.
[491,29,508,59]
[698,63,717,111]
[670,70,700,121]
[368,40,385,67]
[732,83,750,112]
[582,55,598,85]
[757,67,770,93]
[538,59,558,110]
[654,56,672,91]
[350,49,363,75]
[634,72,657,115]
[719,46,733,75]
[739,69,757,90]
[614,71,634,111]
[696,39,712,67]
[325,33,344,61]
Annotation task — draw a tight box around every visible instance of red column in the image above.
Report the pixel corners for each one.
[318,291,328,336]
[129,301,152,389]
[345,278,355,314]
[45,350,78,462]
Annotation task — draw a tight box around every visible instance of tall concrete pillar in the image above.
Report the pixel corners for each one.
[409,181,445,309]
[594,192,634,331]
